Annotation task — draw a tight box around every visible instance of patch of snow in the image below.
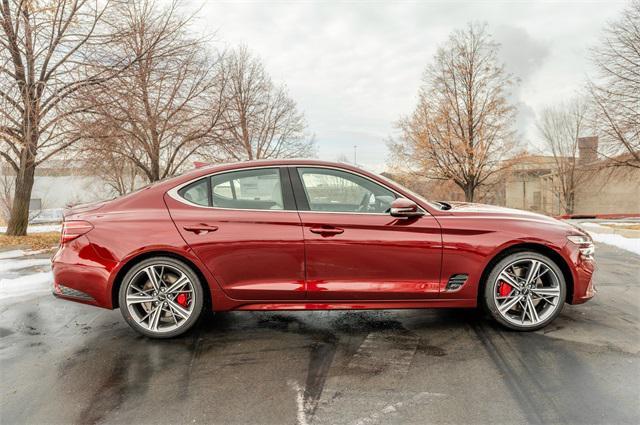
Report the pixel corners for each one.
[0,250,28,259]
[0,271,52,300]
[0,224,61,234]
[0,258,51,273]
[586,231,640,256]
[0,249,50,259]
[601,221,640,227]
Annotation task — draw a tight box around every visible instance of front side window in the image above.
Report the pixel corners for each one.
[297,168,396,213]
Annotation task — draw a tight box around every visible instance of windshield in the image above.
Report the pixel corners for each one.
[374,172,445,210]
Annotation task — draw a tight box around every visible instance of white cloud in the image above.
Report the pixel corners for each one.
[191,0,627,172]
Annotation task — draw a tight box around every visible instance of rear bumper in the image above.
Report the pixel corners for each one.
[51,236,118,309]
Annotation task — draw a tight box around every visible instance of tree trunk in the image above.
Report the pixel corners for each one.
[565,191,575,215]
[5,159,36,236]
[463,184,475,202]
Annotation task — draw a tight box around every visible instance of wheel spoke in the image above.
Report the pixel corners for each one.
[148,304,163,331]
[525,296,540,323]
[167,299,190,320]
[166,305,179,325]
[130,284,154,295]
[531,291,557,306]
[165,274,189,295]
[524,260,542,285]
[531,287,560,296]
[127,294,156,305]
[499,294,523,313]
[144,266,162,291]
[499,271,522,290]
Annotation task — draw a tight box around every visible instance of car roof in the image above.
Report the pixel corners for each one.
[197,158,356,170]
[182,159,369,180]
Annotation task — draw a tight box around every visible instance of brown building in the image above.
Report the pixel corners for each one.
[505,137,640,216]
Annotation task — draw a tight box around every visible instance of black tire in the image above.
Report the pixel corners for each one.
[118,256,205,338]
[483,251,566,331]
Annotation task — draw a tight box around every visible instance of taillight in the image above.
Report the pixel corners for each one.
[61,220,94,244]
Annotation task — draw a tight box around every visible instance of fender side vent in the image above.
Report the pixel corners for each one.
[446,274,468,291]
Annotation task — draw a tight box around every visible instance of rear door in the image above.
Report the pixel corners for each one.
[291,166,442,300]
[165,167,305,300]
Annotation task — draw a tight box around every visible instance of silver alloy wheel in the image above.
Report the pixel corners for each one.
[125,264,196,334]
[492,258,562,327]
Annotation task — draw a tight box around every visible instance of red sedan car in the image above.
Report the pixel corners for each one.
[52,160,595,338]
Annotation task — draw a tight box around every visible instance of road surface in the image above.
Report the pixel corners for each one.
[1,242,639,424]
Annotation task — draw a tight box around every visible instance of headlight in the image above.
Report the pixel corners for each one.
[567,235,591,245]
[567,235,595,259]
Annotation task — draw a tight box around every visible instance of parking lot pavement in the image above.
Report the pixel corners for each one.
[1,242,639,425]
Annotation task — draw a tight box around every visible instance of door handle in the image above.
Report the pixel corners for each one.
[309,226,344,235]
[183,224,218,234]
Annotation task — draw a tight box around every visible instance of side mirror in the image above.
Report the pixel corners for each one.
[390,198,424,218]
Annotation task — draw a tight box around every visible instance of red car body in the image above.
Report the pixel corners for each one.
[52,159,595,313]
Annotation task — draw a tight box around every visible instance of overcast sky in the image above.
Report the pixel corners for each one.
[193,0,628,172]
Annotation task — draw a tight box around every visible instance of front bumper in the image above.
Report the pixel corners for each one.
[571,257,596,304]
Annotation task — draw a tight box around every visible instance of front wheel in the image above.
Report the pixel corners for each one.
[119,257,204,338]
[483,252,566,331]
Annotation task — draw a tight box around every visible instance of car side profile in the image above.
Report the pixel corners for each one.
[52,160,596,338]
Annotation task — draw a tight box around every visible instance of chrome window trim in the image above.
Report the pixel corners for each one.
[167,164,422,216]
[167,166,293,212]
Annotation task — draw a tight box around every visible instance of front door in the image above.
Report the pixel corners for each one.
[165,167,305,300]
[291,167,442,300]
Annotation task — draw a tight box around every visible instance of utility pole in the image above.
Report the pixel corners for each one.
[353,145,357,165]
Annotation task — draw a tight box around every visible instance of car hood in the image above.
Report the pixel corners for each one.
[441,201,577,230]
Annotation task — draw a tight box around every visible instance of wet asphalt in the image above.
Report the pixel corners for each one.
[1,242,639,425]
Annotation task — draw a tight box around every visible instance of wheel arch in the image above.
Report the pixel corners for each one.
[111,250,212,311]
[477,242,574,306]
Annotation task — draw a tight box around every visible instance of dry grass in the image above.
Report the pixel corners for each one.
[0,232,60,251]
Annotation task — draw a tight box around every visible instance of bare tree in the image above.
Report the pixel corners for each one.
[0,168,14,222]
[390,23,516,202]
[80,142,141,196]
[0,0,137,235]
[588,0,640,168]
[537,99,590,214]
[212,46,314,161]
[78,0,226,185]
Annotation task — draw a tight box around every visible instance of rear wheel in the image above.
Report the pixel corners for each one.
[118,257,204,338]
[484,251,566,331]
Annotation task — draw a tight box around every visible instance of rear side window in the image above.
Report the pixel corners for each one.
[177,168,285,210]
[211,168,283,210]
[178,179,209,206]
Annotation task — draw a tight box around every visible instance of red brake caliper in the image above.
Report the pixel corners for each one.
[499,281,512,297]
[176,293,188,307]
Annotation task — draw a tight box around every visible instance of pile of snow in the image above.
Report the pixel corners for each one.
[0,257,51,273]
[0,272,52,300]
[0,250,53,301]
[579,222,640,256]
[587,232,640,256]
